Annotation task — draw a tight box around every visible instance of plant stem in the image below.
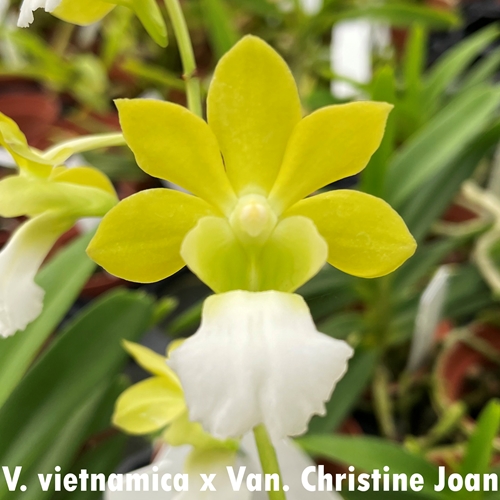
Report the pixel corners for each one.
[253,425,288,500]
[372,365,397,440]
[53,23,75,56]
[163,0,203,117]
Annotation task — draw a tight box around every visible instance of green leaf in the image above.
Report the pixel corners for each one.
[457,400,500,500]
[200,0,238,59]
[397,24,427,138]
[399,120,500,242]
[169,300,203,335]
[52,378,129,500]
[298,435,446,500]
[319,311,364,340]
[461,47,500,92]
[230,0,281,17]
[0,232,96,408]
[307,349,377,434]
[0,289,154,500]
[423,25,499,110]
[404,25,427,102]
[51,434,126,500]
[444,265,494,321]
[336,4,460,29]
[387,85,500,208]
[362,65,397,197]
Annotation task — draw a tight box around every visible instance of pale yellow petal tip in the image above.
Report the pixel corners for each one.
[232,34,273,51]
[122,339,141,356]
[221,35,290,69]
[362,232,417,279]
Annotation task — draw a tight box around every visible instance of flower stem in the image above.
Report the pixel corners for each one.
[253,425,288,500]
[163,0,203,117]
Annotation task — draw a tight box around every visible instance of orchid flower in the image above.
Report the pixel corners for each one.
[88,36,416,439]
[111,341,242,499]
[109,342,341,500]
[0,112,119,338]
[17,0,167,47]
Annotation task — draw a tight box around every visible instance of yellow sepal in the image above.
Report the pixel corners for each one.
[270,102,393,212]
[207,36,301,196]
[0,113,52,177]
[50,166,116,196]
[0,173,116,218]
[123,340,181,387]
[87,188,216,283]
[116,99,237,214]
[52,0,115,25]
[285,190,417,278]
[113,377,186,435]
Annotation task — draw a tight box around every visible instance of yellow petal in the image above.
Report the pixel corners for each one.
[113,377,185,435]
[52,0,114,25]
[87,188,215,283]
[0,174,116,218]
[0,113,51,176]
[116,99,237,213]
[123,340,181,387]
[180,216,251,293]
[257,216,328,292]
[50,166,116,196]
[207,36,302,195]
[269,102,393,212]
[128,0,168,47]
[285,190,416,278]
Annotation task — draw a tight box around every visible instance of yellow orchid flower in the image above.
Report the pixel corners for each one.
[112,342,344,500]
[18,0,167,47]
[113,340,237,451]
[88,36,415,295]
[0,112,119,338]
[112,342,346,500]
[87,35,416,441]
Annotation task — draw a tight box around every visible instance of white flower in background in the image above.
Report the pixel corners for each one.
[0,0,10,23]
[169,291,354,440]
[407,266,452,372]
[330,20,390,99]
[18,0,61,27]
[299,0,323,15]
[105,438,342,500]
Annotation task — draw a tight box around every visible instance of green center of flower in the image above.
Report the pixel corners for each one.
[229,194,277,246]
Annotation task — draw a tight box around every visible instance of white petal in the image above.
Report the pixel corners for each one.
[177,448,251,500]
[105,445,190,500]
[0,214,70,338]
[17,0,61,27]
[241,435,343,500]
[169,291,354,440]
[105,445,251,500]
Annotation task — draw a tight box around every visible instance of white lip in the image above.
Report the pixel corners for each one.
[0,214,68,338]
[17,0,62,27]
[169,290,354,440]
